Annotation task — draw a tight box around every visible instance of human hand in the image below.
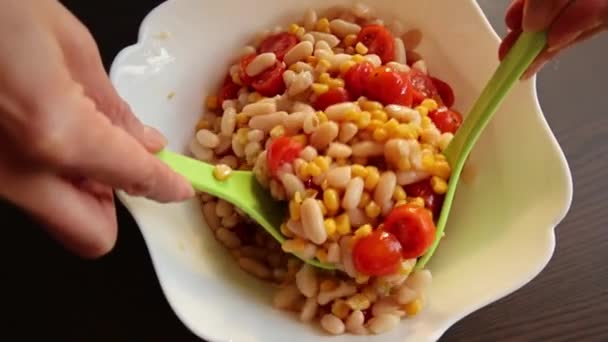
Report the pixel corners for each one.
[499,0,608,79]
[0,1,194,258]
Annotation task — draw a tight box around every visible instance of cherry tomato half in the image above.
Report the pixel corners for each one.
[403,178,444,218]
[217,76,240,107]
[344,62,373,100]
[405,69,439,106]
[430,77,455,108]
[238,54,256,86]
[251,62,286,97]
[356,25,395,64]
[314,88,351,110]
[383,204,436,259]
[259,33,299,60]
[366,67,413,106]
[428,107,463,134]
[267,136,303,176]
[353,230,403,276]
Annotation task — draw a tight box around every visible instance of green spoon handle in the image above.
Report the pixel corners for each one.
[416,31,547,270]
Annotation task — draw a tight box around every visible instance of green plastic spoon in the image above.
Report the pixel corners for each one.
[415,31,547,270]
[156,149,335,270]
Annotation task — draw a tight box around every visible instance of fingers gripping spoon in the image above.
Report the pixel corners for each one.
[156,149,335,270]
[415,32,547,270]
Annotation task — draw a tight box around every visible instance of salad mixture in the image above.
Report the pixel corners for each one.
[191,3,462,335]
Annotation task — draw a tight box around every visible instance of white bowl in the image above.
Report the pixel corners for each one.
[109,1,573,341]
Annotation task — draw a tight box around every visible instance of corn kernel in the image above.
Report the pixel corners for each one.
[316,111,328,123]
[421,116,433,129]
[365,201,382,218]
[324,218,337,236]
[292,134,308,145]
[396,123,417,139]
[355,42,369,55]
[354,224,373,239]
[335,213,351,235]
[346,293,371,310]
[354,274,370,285]
[372,128,389,142]
[317,58,331,72]
[320,179,329,190]
[306,162,322,177]
[416,105,429,117]
[383,118,399,134]
[205,96,218,110]
[362,286,378,302]
[331,299,351,319]
[395,199,408,207]
[328,78,345,89]
[393,186,407,201]
[421,98,439,111]
[323,189,340,212]
[317,200,328,215]
[289,199,301,220]
[367,119,384,131]
[435,153,447,162]
[315,18,331,33]
[299,163,310,179]
[430,160,451,179]
[339,60,357,75]
[280,223,294,238]
[422,154,435,170]
[305,189,319,199]
[294,191,303,203]
[409,197,425,208]
[305,55,318,65]
[236,128,249,145]
[315,249,328,263]
[213,164,232,181]
[399,259,416,275]
[270,125,286,138]
[356,111,371,129]
[404,298,424,316]
[320,279,338,292]
[364,166,380,190]
[295,27,306,38]
[358,191,371,208]
[313,156,330,171]
[361,100,383,112]
[371,109,388,122]
[288,23,300,34]
[351,164,368,178]
[344,109,360,121]
[351,54,365,63]
[311,83,330,95]
[248,92,263,103]
[343,34,358,47]
[319,72,332,84]
[282,238,308,253]
[236,112,249,126]
[195,119,210,131]
[430,176,448,194]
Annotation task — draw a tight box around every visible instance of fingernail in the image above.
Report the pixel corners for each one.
[144,126,168,150]
[547,30,583,53]
[177,175,195,199]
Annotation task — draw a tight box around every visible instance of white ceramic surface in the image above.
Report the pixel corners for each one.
[109,1,573,341]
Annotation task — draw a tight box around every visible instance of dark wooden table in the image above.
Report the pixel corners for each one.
[2,1,606,341]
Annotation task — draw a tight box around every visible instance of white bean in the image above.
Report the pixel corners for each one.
[352,141,384,157]
[326,102,359,121]
[346,310,368,335]
[421,127,441,145]
[310,121,339,149]
[202,201,221,231]
[396,170,430,186]
[289,61,314,73]
[300,297,319,322]
[280,172,305,199]
[317,281,357,305]
[292,102,315,114]
[273,284,302,310]
[385,105,420,124]
[236,45,256,60]
[394,37,407,64]
[246,52,277,77]
[284,111,309,133]
[190,138,214,161]
[288,71,313,97]
[368,314,400,334]
[413,60,428,74]
[296,264,318,298]
[386,61,411,73]
[221,213,239,229]
[300,198,327,244]
[396,285,418,305]
[282,69,296,87]
[327,143,352,159]
[303,8,318,30]
[405,270,432,294]
[326,166,352,189]
[299,146,318,162]
[195,129,220,149]
[342,177,364,210]
[310,32,340,47]
[320,314,345,335]
[243,101,277,117]
[215,199,233,218]
[329,19,361,38]
[302,113,319,134]
[286,219,307,239]
[389,19,406,37]
[439,132,454,151]
[339,122,358,143]
[364,54,382,67]
[351,2,374,19]
[216,228,240,249]
[247,129,265,143]
[374,172,397,205]
[327,242,340,263]
[248,112,288,132]
[301,33,315,44]
[284,41,314,66]
[221,107,237,136]
[238,257,271,279]
[214,134,232,155]
[339,236,357,277]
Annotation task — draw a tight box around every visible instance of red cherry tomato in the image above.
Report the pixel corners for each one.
[238,54,256,86]
[430,77,455,108]
[366,67,413,106]
[259,33,299,60]
[267,136,303,176]
[251,62,286,97]
[217,76,240,106]
[405,69,439,106]
[356,25,395,64]
[353,230,403,276]
[403,178,444,218]
[428,107,463,134]
[383,204,436,259]
[344,62,373,100]
[313,88,351,110]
